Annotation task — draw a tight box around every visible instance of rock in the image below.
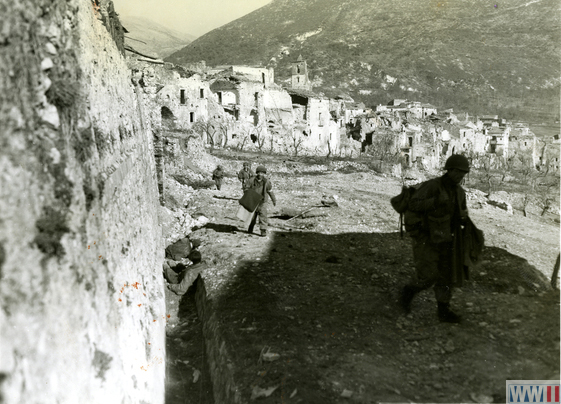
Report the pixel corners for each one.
[45,42,57,55]
[251,385,278,400]
[158,206,198,245]
[321,195,339,207]
[470,392,494,403]
[487,193,513,214]
[341,389,353,398]
[165,237,192,260]
[40,57,53,71]
[38,104,59,127]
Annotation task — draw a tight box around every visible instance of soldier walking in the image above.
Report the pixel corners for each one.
[212,165,225,190]
[238,162,255,193]
[246,165,276,237]
[400,154,474,323]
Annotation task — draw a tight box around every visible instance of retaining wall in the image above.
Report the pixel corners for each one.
[0,0,165,402]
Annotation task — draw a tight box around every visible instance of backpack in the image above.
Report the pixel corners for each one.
[390,185,423,238]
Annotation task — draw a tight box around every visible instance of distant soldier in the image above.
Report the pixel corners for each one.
[246,165,277,237]
[238,162,255,193]
[212,165,225,190]
[400,154,475,323]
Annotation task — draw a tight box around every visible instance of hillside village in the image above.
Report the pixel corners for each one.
[128,52,560,178]
[1,1,558,403]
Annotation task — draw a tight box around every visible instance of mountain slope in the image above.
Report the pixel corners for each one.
[120,15,196,59]
[166,0,560,123]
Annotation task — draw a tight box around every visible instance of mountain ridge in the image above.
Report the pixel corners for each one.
[120,15,196,59]
[166,0,560,124]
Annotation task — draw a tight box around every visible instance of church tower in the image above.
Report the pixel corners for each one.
[291,55,312,91]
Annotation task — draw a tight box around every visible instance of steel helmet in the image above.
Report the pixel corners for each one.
[444,154,470,172]
[256,165,267,174]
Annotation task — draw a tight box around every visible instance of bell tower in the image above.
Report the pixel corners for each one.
[291,55,312,91]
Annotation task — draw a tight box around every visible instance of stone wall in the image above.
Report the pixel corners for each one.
[0,1,165,403]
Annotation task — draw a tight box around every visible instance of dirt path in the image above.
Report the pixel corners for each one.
[165,152,560,403]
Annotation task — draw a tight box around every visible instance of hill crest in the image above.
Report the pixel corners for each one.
[166,0,561,124]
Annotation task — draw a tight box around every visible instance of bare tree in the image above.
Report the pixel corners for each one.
[516,153,535,185]
[236,124,259,152]
[289,130,305,157]
[521,193,531,217]
[498,151,517,184]
[192,117,226,152]
[473,153,495,193]
[535,175,558,216]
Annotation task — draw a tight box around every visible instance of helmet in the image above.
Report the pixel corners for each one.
[243,162,250,167]
[444,154,470,172]
[188,250,202,264]
[256,165,267,174]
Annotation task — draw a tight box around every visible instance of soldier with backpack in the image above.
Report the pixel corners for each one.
[396,154,475,323]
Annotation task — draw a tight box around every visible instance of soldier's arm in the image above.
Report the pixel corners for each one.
[266,181,276,205]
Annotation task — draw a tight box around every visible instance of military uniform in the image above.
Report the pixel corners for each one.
[247,166,276,236]
[407,175,468,302]
[212,166,225,190]
[400,154,472,323]
[238,165,255,192]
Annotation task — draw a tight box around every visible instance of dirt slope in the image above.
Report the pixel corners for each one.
[165,151,560,404]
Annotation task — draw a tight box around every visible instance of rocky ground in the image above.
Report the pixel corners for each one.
[164,150,560,404]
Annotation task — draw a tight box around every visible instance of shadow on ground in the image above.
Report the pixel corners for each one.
[165,283,215,404]
[167,227,559,403]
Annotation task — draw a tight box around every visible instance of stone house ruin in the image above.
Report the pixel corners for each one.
[157,74,212,130]
[486,126,511,156]
[209,66,294,150]
[459,121,487,154]
[376,99,438,120]
[287,88,340,153]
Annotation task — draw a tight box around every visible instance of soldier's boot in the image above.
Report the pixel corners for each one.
[260,229,267,237]
[437,302,461,323]
[399,285,418,314]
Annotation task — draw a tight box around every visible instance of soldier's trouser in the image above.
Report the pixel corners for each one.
[248,202,269,232]
[409,233,453,303]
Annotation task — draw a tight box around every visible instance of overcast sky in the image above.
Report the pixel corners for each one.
[112,0,272,38]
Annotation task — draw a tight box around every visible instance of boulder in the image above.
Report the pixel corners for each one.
[487,194,513,215]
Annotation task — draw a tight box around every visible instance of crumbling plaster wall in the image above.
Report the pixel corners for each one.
[156,75,211,129]
[303,98,335,152]
[0,1,165,403]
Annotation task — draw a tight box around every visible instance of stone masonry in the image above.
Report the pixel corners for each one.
[0,1,165,403]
